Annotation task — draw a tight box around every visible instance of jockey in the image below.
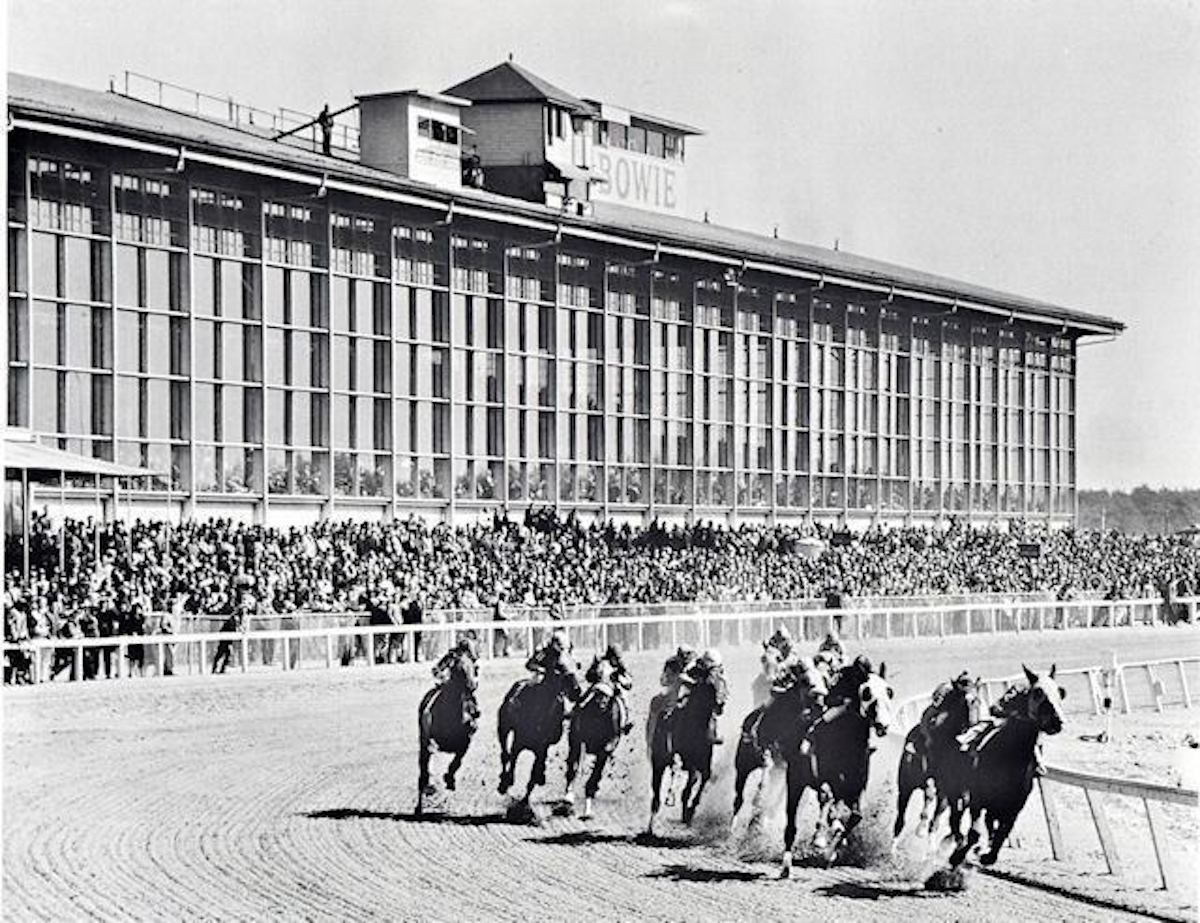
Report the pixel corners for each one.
[646,645,698,750]
[800,653,871,754]
[680,648,726,745]
[915,670,973,755]
[432,637,480,721]
[584,645,634,735]
[765,626,796,664]
[956,680,1046,776]
[526,628,572,680]
[660,644,697,690]
[816,630,845,669]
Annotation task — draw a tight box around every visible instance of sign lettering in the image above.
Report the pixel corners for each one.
[590,148,684,215]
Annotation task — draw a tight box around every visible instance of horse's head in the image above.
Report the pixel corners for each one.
[1022,664,1066,735]
[552,654,583,702]
[760,644,783,677]
[857,661,895,737]
[447,648,478,693]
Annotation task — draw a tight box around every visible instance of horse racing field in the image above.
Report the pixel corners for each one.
[4,626,1197,922]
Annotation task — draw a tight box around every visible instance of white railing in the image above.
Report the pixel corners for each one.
[896,655,1200,894]
[117,70,360,153]
[5,596,1197,685]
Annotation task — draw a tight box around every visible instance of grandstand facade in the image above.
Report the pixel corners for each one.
[4,65,1123,527]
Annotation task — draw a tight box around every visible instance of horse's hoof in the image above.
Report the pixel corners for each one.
[980,851,998,867]
[780,852,792,879]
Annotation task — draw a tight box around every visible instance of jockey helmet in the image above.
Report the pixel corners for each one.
[549,628,569,650]
[819,631,844,653]
[700,648,723,669]
[456,637,478,660]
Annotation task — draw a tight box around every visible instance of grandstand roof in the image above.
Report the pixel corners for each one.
[7,72,1124,335]
[444,60,595,113]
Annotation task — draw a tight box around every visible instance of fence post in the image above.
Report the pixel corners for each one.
[240,637,248,673]
[884,611,891,640]
[1084,788,1123,878]
[199,639,207,675]
[637,621,644,653]
[1145,665,1164,712]
[365,631,375,667]
[117,642,128,679]
[1143,798,1177,891]
[1038,778,1068,861]
[1117,665,1131,714]
[1037,607,1045,632]
[1176,661,1191,708]
[282,636,289,671]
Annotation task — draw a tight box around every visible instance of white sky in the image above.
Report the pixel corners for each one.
[6,0,1199,489]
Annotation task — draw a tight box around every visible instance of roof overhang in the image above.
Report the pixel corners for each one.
[7,110,1122,337]
[4,431,163,481]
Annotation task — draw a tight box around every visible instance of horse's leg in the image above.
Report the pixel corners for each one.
[416,732,432,816]
[444,747,466,791]
[563,725,582,806]
[949,805,983,868]
[826,794,860,865]
[812,783,834,851]
[582,748,609,819]
[526,745,548,802]
[980,811,1016,866]
[893,751,919,840]
[647,758,666,836]
[680,770,697,824]
[685,769,710,825]
[732,762,749,820]
[498,717,515,794]
[781,769,804,879]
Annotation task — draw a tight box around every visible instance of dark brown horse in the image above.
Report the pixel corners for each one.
[892,673,982,842]
[563,654,629,819]
[647,662,727,835]
[732,657,828,822]
[942,665,1066,868]
[781,656,894,877]
[497,654,582,806]
[416,647,479,815]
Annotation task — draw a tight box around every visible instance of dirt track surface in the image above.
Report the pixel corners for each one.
[4,626,1197,921]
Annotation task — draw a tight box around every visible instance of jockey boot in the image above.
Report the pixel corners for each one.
[708,718,723,746]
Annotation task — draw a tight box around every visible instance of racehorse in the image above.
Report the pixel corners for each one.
[497,652,582,806]
[892,674,982,842]
[732,656,828,820]
[646,661,727,834]
[781,657,894,877]
[416,647,479,815]
[563,655,627,819]
[943,665,1066,868]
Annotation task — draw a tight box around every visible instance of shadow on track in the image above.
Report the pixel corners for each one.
[302,808,522,826]
[529,830,696,849]
[646,864,766,883]
[814,881,948,901]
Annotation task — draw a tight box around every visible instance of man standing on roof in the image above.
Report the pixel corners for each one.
[317,105,334,156]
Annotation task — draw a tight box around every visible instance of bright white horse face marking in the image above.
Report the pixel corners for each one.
[1023,663,1066,735]
[858,671,895,737]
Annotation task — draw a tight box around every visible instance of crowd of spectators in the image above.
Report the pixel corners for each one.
[4,509,1198,683]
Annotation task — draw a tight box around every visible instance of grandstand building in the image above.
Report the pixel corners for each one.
[4,62,1123,528]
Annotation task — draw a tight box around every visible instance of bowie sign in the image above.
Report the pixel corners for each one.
[589,147,686,215]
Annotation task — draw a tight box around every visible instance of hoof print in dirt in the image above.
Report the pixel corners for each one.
[505,799,540,825]
[925,866,969,892]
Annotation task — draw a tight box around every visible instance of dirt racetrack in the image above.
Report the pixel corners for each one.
[4,626,1198,922]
